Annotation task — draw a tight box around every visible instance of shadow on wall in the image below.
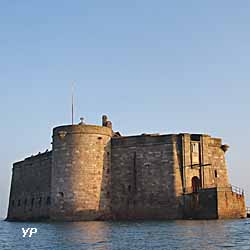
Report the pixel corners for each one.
[97,141,112,220]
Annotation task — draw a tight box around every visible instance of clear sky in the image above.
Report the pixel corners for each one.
[0,1,250,218]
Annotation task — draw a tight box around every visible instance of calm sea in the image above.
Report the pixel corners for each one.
[0,219,250,250]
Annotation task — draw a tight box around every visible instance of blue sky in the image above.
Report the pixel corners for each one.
[1,1,250,218]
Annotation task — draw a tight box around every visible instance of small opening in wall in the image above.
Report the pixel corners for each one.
[128,185,131,192]
[11,200,15,207]
[18,200,21,207]
[24,199,27,207]
[215,170,218,178]
[39,197,42,207]
[98,137,102,140]
[31,198,34,208]
[46,196,51,206]
[59,192,64,198]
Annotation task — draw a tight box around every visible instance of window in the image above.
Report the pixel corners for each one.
[24,199,27,207]
[18,200,21,207]
[191,142,200,165]
[12,200,15,207]
[192,143,199,153]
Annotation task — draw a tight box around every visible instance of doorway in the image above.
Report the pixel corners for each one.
[192,176,201,193]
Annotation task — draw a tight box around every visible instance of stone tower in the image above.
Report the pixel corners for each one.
[50,124,112,220]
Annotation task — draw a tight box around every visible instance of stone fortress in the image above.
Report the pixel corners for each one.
[6,115,246,221]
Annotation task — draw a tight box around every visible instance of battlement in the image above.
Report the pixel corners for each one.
[13,151,52,169]
[53,124,112,137]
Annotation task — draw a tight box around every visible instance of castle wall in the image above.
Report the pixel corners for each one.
[111,134,183,219]
[217,188,246,219]
[207,138,230,187]
[7,151,52,221]
[50,125,112,221]
[6,120,245,221]
[183,188,218,219]
[183,187,246,219]
[180,134,230,193]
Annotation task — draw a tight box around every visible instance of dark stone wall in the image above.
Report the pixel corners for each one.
[7,151,52,221]
[183,187,246,219]
[111,134,183,219]
[183,188,218,219]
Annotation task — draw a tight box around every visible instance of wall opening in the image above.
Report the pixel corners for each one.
[191,142,200,165]
[215,170,218,178]
[31,198,34,208]
[192,176,201,193]
[59,192,64,197]
[46,196,51,206]
[39,197,42,207]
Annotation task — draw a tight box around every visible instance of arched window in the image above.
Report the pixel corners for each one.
[192,176,201,193]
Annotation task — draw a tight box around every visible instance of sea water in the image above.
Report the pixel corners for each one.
[0,219,250,250]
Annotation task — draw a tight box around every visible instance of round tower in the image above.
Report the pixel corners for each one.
[50,124,112,220]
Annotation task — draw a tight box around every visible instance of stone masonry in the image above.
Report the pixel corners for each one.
[6,116,246,221]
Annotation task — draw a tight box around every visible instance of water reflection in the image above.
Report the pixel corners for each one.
[1,219,250,250]
[48,222,111,250]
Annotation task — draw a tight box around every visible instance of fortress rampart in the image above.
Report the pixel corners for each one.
[111,134,183,219]
[6,116,246,221]
[7,151,52,220]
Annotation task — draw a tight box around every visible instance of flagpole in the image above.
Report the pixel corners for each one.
[71,82,74,125]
